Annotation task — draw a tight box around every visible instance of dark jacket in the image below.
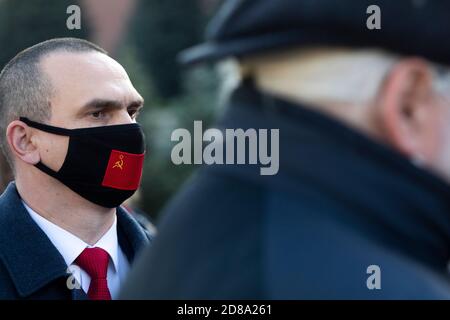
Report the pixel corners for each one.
[122,83,450,299]
[0,182,152,300]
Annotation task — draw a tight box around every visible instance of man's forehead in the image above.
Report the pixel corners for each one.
[40,50,129,84]
[39,50,140,109]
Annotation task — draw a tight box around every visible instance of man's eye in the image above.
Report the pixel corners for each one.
[91,111,104,119]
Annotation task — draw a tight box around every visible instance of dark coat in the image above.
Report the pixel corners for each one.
[0,182,152,300]
[121,83,450,299]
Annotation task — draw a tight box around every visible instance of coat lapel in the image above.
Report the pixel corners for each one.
[116,206,152,263]
[0,183,69,298]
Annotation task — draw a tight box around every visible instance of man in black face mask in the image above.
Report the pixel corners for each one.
[0,38,152,300]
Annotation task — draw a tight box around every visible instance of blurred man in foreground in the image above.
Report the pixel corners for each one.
[0,38,152,299]
[122,0,450,299]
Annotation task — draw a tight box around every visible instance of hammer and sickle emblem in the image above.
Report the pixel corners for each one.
[113,155,125,170]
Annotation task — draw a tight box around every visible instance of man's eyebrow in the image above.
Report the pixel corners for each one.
[79,98,144,114]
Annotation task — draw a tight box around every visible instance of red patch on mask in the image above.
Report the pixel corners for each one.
[102,150,145,190]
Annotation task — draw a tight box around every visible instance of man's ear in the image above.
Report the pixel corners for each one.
[6,120,41,165]
[376,58,435,159]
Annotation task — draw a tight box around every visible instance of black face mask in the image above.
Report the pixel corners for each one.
[20,117,146,208]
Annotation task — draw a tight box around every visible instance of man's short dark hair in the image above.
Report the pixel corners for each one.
[0,37,107,169]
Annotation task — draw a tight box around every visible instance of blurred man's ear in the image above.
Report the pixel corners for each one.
[6,120,41,166]
[376,58,437,162]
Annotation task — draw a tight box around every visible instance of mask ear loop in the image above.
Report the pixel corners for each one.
[19,117,74,136]
[34,161,61,177]
[19,117,72,177]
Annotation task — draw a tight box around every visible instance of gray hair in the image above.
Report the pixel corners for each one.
[227,47,450,101]
[218,47,450,132]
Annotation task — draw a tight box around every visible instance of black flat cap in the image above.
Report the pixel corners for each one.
[179,0,450,65]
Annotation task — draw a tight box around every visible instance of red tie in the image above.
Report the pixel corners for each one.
[75,247,112,300]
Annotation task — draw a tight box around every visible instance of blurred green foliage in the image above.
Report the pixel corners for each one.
[0,0,89,67]
[118,44,220,220]
[120,1,221,220]
[131,0,205,99]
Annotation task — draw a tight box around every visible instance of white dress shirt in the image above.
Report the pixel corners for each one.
[22,201,129,299]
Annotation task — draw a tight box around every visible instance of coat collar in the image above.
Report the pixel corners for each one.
[212,83,450,269]
[117,202,152,263]
[0,182,150,298]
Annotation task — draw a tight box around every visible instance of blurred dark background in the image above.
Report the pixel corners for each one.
[0,0,223,221]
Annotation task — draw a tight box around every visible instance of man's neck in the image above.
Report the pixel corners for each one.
[15,173,116,246]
